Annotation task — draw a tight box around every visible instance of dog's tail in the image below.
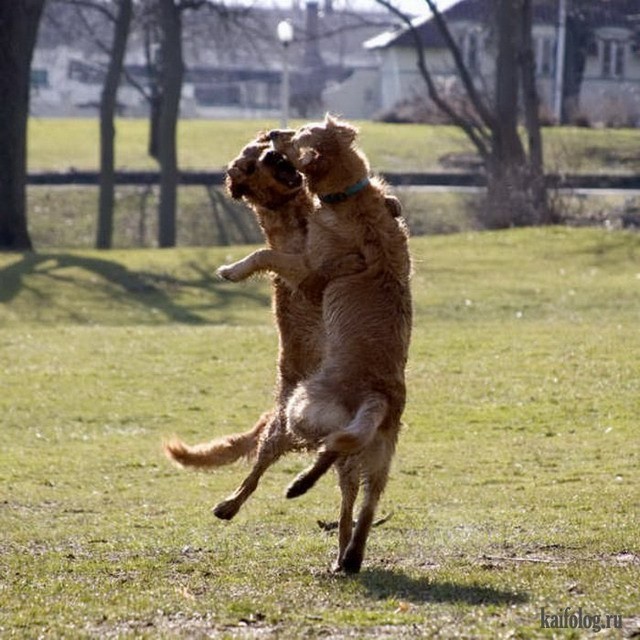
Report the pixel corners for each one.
[164,411,271,469]
[325,392,388,454]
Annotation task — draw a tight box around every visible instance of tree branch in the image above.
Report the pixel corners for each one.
[51,0,115,23]
[422,0,495,129]
[375,0,489,159]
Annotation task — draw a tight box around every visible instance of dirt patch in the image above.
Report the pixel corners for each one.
[604,551,640,567]
[85,612,282,639]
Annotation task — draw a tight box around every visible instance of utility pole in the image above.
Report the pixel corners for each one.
[553,0,567,123]
[277,20,293,128]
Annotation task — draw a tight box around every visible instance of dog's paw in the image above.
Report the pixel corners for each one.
[212,498,241,520]
[331,559,345,574]
[285,474,313,499]
[216,265,241,282]
[340,546,363,574]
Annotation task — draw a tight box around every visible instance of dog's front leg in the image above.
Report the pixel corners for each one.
[217,249,310,285]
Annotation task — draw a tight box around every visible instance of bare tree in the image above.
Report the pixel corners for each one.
[48,0,133,249]
[0,0,46,250]
[377,0,555,228]
[156,0,183,247]
[97,0,133,249]
[135,0,205,248]
[62,0,137,249]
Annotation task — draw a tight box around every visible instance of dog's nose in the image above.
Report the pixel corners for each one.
[269,129,295,142]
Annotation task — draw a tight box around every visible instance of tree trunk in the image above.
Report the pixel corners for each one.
[562,14,589,124]
[96,0,133,250]
[0,0,45,251]
[157,0,183,248]
[485,0,529,229]
[519,0,555,225]
[148,92,161,161]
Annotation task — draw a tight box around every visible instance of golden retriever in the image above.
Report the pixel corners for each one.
[217,115,412,572]
[165,133,366,519]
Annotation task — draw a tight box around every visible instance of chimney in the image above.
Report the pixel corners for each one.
[303,1,324,69]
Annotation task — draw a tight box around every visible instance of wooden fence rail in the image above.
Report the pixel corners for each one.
[26,171,640,190]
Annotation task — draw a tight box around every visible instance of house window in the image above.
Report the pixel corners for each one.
[194,84,241,106]
[465,31,479,71]
[601,39,625,78]
[457,30,481,72]
[68,59,104,84]
[536,36,555,77]
[31,68,49,88]
[461,30,480,72]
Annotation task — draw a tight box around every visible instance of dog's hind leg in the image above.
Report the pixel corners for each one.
[340,439,394,574]
[286,449,338,499]
[334,457,360,572]
[213,414,290,520]
[340,469,387,574]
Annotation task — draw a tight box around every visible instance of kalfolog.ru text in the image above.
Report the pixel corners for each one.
[540,607,622,633]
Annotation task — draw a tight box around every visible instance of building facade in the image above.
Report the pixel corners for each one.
[362,0,640,126]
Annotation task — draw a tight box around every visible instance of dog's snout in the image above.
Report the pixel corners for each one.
[268,130,281,142]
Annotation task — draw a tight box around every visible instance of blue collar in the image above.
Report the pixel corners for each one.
[318,177,370,204]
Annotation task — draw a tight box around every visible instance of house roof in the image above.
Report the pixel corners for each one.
[365,0,640,51]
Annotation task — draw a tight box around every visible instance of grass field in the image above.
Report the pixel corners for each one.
[1,228,639,638]
[27,118,640,173]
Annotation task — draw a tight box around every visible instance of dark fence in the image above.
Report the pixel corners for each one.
[26,171,640,190]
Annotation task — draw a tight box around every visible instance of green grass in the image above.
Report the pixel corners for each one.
[1,228,639,637]
[28,118,640,173]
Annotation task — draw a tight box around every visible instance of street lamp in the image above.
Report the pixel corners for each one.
[277,20,294,128]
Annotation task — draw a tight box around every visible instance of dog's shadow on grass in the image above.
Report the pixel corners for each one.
[353,568,528,606]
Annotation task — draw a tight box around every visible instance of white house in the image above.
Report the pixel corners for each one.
[358,0,640,126]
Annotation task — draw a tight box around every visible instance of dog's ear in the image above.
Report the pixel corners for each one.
[324,113,358,146]
[298,147,320,167]
[225,167,249,200]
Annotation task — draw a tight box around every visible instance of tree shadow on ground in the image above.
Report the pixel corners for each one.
[354,568,528,606]
[568,229,639,263]
[0,252,269,324]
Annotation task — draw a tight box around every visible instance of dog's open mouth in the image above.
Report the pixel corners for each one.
[262,149,302,189]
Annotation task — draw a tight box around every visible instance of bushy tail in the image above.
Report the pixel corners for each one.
[325,393,388,454]
[164,411,272,469]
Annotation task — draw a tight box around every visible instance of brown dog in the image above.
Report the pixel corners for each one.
[164,134,368,520]
[217,115,412,572]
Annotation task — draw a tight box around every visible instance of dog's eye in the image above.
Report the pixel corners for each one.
[245,161,256,175]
